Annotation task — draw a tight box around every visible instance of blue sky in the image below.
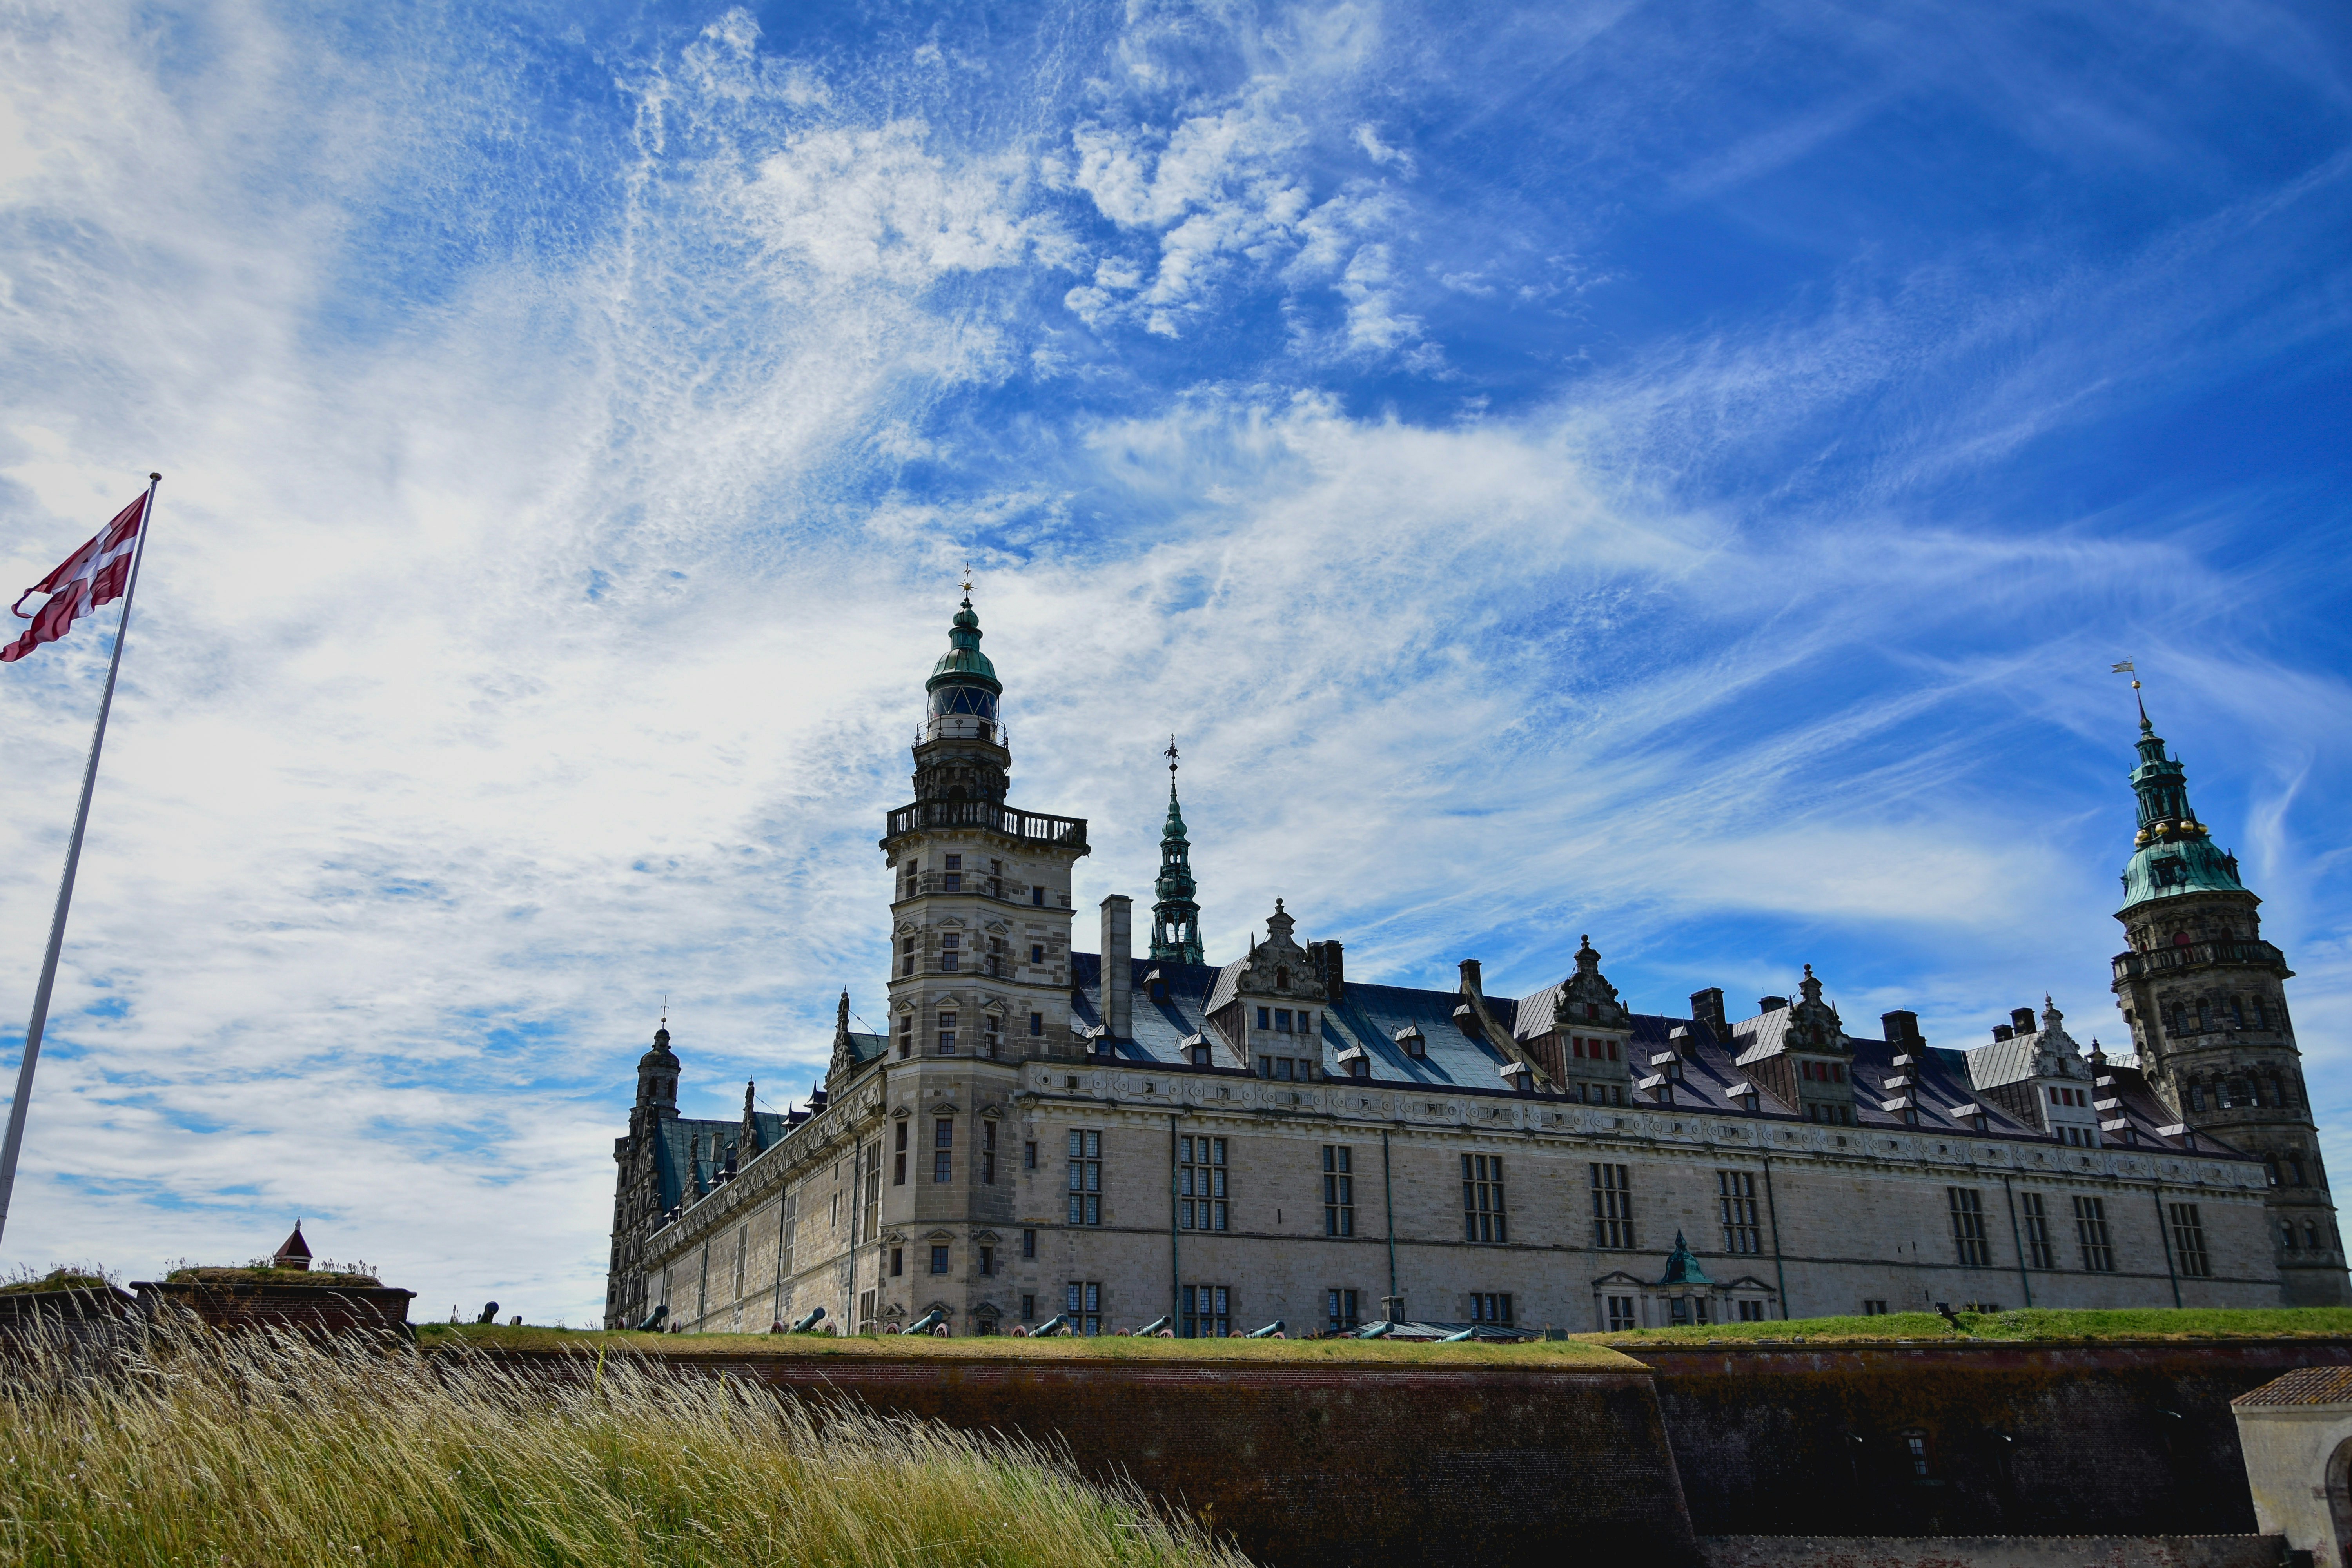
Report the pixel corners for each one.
[0,0,2346,1322]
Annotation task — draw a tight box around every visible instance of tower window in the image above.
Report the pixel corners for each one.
[1031,944,1044,964]
[1256,1007,1270,1030]
[945,855,961,871]
[1029,1011,1043,1037]
[1276,1009,1293,1033]
[937,1012,957,1054]
[1033,887,1045,906]
[941,933,960,972]
[943,871,960,892]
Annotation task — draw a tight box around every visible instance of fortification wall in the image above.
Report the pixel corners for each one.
[1626,1341,2352,1537]
[484,1348,1699,1568]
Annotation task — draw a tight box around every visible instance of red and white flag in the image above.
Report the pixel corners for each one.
[2,494,148,664]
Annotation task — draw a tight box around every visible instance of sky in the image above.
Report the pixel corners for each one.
[0,0,2346,1324]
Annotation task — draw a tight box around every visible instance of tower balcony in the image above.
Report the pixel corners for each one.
[2112,938,2292,984]
[883,799,1089,852]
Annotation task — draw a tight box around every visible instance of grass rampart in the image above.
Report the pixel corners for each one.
[419,1305,2352,1360]
[0,1320,1250,1568]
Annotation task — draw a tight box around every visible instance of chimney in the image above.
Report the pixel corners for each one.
[1881,1010,1922,1048]
[1690,989,1728,1038]
[1759,995,1789,1014]
[1310,940,1346,1002]
[1459,958,1483,997]
[1991,1025,2014,1043]
[2010,1006,2037,1035]
[1100,895,1133,1040]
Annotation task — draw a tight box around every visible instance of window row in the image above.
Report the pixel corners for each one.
[894,1009,1045,1059]
[891,1116,1000,1186]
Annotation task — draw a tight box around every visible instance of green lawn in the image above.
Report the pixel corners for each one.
[1586,1305,2352,1345]
[419,1321,1646,1367]
[420,1306,2352,1359]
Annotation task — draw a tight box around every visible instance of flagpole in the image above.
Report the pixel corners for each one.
[0,473,162,1250]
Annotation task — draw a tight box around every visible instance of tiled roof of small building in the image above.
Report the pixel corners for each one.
[2234,1366,2352,1408]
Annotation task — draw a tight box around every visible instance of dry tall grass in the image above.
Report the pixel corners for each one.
[0,1319,1253,1568]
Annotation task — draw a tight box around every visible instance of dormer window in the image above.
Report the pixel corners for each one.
[1191,1043,1211,1067]
[1348,1056,1368,1079]
[1395,1026,1426,1059]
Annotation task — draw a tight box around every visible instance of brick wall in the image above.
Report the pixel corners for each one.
[1626,1341,2352,1537]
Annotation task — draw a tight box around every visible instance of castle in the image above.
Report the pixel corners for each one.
[604,598,2345,1333]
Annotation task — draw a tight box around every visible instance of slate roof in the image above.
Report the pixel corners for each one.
[1065,953,2231,1156]
[651,1111,793,1214]
[842,1031,889,1066]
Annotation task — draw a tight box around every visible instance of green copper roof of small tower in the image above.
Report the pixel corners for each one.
[2118,702,2246,908]
[926,595,1001,695]
[1656,1230,1712,1288]
[1163,777,1188,840]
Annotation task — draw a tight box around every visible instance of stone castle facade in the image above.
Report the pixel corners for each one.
[604,601,2345,1334]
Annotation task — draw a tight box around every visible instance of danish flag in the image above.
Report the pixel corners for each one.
[2,494,148,664]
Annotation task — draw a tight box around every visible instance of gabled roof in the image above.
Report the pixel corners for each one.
[842,1031,888,1066]
[1062,952,2234,1157]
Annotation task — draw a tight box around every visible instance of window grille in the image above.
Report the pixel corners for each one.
[2170,1203,2211,1278]
[941,933,960,971]
[1066,1280,1102,1336]
[1590,1163,1634,1249]
[1717,1170,1760,1254]
[1326,1289,1361,1332]
[1735,1300,1766,1321]
[1067,1130,1103,1225]
[1182,1283,1229,1339]
[982,1120,996,1185]
[1323,1146,1355,1236]
[1178,1136,1228,1231]
[2020,1191,2056,1269]
[936,1011,958,1054]
[893,1120,907,1186]
[1469,1292,1513,1324]
[2074,1195,2114,1272]
[1463,1154,1507,1243]
[933,1118,953,1183]
[1605,1295,1637,1332]
[929,1245,949,1274]
[1947,1187,1991,1267]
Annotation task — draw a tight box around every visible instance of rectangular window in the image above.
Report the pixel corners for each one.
[1736,1300,1766,1321]
[897,1013,913,1054]
[1068,1129,1103,1225]
[1022,1227,1036,1259]
[1591,1162,1634,1250]
[937,1010,958,1052]
[1463,1154,1507,1243]
[901,941,916,978]
[1605,1295,1637,1332]
[1323,1146,1355,1236]
[1257,1006,1271,1030]
[1033,886,1045,906]
[2170,1202,2212,1278]
[943,873,961,892]
[1948,1187,1992,1267]
[1066,1280,1102,1336]
[1024,1140,1037,1170]
[893,1119,908,1186]
[2021,1191,2056,1269]
[984,1018,1002,1059]
[983,1120,996,1186]
[2074,1195,2114,1272]
[1029,1011,1044,1036]
[1717,1169,1760,1254]
[1022,1292,1036,1321]
[929,1245,949,1274]
[889,1246,903,1277]
[1326,1288,1361,1332]
[1275,1008,1292,1032]
[1179,1135,1229,1231]
[1182,1283,1230,1339]
[1469,1292,1513,1324]
[979,1245,995,1277]
[1862,1299,1889,1316]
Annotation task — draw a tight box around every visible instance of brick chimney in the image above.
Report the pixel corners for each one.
[1100,895,1133,1040]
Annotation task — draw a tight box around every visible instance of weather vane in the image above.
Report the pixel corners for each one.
[2112,658,2151,728]
[1165,734,1180,775]
[960,562,974,599]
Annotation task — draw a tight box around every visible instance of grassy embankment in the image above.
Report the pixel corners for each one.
[422,1305,2352,1360]
[0,1321,1250,1568]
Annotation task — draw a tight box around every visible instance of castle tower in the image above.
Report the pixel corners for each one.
[1150,739,1205,966]
[879,588,1090,1067]
[2107,693,2348,1304]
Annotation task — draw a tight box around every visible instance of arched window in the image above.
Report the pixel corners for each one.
[2307,1221,2324,1254]
[2188,1082,2205,1112]
[2283,1221,2299,1251]
[2290,1156,2308,1187]
[2265,1156,2282,1187]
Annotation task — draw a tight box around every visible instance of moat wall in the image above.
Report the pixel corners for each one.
[475,1338,2352,1566]
[1625,1340,2352,1538]
[485,1348,1699,1568]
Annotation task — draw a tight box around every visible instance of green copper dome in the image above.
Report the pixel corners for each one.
[926,595,1001,696]
[2119,702,2246,907]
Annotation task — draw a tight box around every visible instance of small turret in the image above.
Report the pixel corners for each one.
[1150,738,1205,966]
[635,1021,680,1117]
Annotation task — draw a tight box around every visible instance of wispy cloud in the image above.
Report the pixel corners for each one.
[0,0,2347,1322]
